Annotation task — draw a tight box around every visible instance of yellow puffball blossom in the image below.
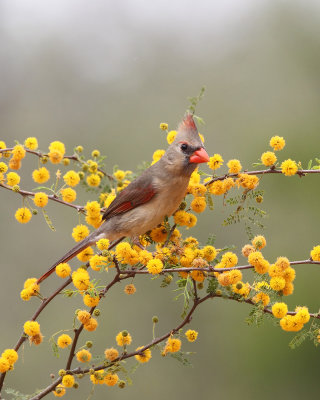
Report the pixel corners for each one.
[220,252,238,268]
[282,267,296,282]
[97,238,110,251]
[199,133,205,143]
[33,192,48,208]
[280,315,303,332]
[1,349,18,366]
[167,130,177,144]
[251,235,266,250]
[190,170,201,185]
[310,245,320,261]
[295,306,310,324]
[202,245,217,262]
[138,250,153,266]
[83,318,98,332]
[48,150,63,164]
[24,320,40,336]
[62,374,75,388]
[124,284,136,295]
[90,370,105,385]
[272,302,288,318]
[63,170,80,187]
[241,244,255,258]
[77,246,94,263]
[281,159,298,176]
[150,226,168,243]
[57,334,72,349]
[232,281,251,297]
[190,196,206,213]
[72,224,89,242]
[146,259,163,275]
[0,358,10,373]
[83,294,100,307]
[89,254,107,271]
[9,157,21,170]
[114,170,126,181]
[104,193,116,208]
[7,171,20,186]
[237,173,259,190]
[0,141,8,158]
[261,151,277,167]
[208,154,223,170]
[104,347,119,361]
[174,210,190,226]
[275,256,290,271]
[49,141,65,155]
[208,180,228,196]
[227,159,242,174]
[55,263,71,278]
[189,183,207,197]
[270,136,285,151]
[135,346,152,363]
[53,384,66,397]
[252,292,270,307]
[72,268,90,290]
[0,162,8,173]
[160,122,168,131]
[116,331,132,346]
[32,167,50,183]
[77,310,91,324]
[165,337,181,353]
[104,373,119,386]
[85,200,101,216]
[186,213,197,228]
[76,349,92,363]
[153,149,165,162]
[12,145,26,161]
[87,173,101,187]
[15,207,32,224]
[185,329,198,342]
[24,137,38,150]
[270,276,286,291]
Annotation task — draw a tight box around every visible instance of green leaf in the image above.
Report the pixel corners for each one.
[307,159,313,169]
[49,337,60,358]
[42,209,56,231]
[206,234,216,246]
[289,330,309,349]
[205,192,214,210]
[246,306,264,327]
[170,351,193,367]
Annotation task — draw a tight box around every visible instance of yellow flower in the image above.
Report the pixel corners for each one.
[57,334,72,349]
[114,170,126,181]
[295,306,310,324]
[0,141,8,158]
[104,347,119,361]
[62,374,74,388]
[55,263,71,278]
[227,159,242,174]
[189,183,206,197]
[167,130,177,144]
[186,213,197,228]
[237,174,259,190]
[270,276,286,291]
[202,245,217,262]
[281,159,298,176]
[77,246,94,263]
[116,331,132,346]
[199,133,205,142]
[282,281,294,296]
[53,384,66,397]
[220,252,238,268]
[63,170,80,187]
[48,150,63,164]
[189,170,201,185]
[160,122,168,131]
[310,245,320,261]
[282,267,296,282]
[97,238,110,250]
[104,373,119,386]
[241,244,255,258]
[86,173,101,187]
[150,226,168,243]
[153,149,165,162]
[190,196,206,213]
[272,303,288,318]
[15,207,32,224]
[251,235,266,250]
[135,346,152,363]
[104,193,116,208]
[208,180,226,195]
[77,310,91,324]
[90,370,105,384]
[185,329,198,342]
[12,145,26,161]
[85,201,101,216]
[32,167,50,183]
[261,151,277,166]
[83,294,100,307]
[280,315,303,332]
[72,268,90,290]
[232,281,250,297]
[89,254,108,271]
[0,358,10,373]
[124,284,136,294]
[0,162,8,173]
[275,256,290,270]
[252,292,270,306]
[72,224,90,242]
[24,137,38,150]
[138,250,153,266]
[174,210,190,226]
[83,318,98,332]
[76,349,92,363]
[49,141,65,155]
[7,171,20,186]
[146,259,163,275]
[9,157,21,170]
[208,154,223,170]
[1,349,18,366]
[88,161,98,173]
[164,337,181,353]
[91,149,100,158]
[270,136,285,151]
[60,187,76,203]
[33,192,48,208]
[24,320,40,336]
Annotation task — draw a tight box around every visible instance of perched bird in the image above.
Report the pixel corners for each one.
[37,113,209,283]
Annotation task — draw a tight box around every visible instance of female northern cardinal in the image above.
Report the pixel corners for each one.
[37,113,209,283]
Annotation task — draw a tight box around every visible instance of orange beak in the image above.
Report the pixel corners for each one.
[189,147,210,164]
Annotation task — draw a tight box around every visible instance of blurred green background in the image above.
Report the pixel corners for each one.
[1,0,320,399]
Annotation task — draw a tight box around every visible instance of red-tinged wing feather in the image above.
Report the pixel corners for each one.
[102,176,157,221]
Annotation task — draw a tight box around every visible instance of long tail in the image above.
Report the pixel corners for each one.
[37,233,97,284]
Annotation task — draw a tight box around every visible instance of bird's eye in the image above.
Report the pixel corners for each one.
[180,143,188,152]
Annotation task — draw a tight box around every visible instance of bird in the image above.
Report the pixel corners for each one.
[37,113,209,284]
